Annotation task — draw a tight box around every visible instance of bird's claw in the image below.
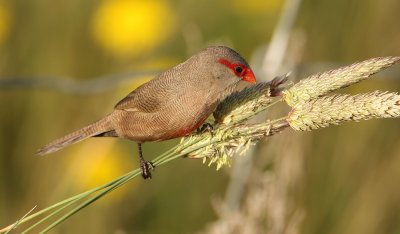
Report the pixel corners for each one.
[140,159,155,179]
[197,123,214,135]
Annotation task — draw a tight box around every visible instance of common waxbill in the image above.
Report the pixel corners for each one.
[37,46,256,179]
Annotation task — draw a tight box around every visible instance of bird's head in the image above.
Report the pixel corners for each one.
[199,46,256,85]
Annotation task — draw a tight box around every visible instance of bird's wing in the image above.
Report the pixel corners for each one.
[113,91,141,112]
[114,90,161,113]
[115,62,191,113]
[114,77,174,113]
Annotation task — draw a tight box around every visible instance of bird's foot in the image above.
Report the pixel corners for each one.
[140,159,155,179]
[197,123,214,135]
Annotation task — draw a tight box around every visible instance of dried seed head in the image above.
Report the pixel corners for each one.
[213,82,272,124]
[269,73,290,97]
[178,121,288,170]
[214,75,289,125]
[287,91,400,131]
[283,56,400,106]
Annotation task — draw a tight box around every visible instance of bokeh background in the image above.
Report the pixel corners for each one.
[1,0,400,233]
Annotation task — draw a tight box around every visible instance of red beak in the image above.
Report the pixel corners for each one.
[243,68,256,83]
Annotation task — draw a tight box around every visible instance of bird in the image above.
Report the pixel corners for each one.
[37,46,256,179]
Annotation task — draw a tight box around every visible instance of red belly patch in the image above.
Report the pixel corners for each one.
[164,116,208,140]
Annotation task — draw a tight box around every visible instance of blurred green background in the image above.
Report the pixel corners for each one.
[1,0,400,233]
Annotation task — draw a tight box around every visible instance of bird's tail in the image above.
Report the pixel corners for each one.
[36,114,115,156]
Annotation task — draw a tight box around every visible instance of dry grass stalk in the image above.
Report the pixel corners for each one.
[283,56,400,106]
[213,82,273,125]
[179,121,289,170]
[287,91,400,131]
[214,74,289,125]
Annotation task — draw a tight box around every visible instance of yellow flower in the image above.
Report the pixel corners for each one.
[0,2,11,44]
[91,0,175,57]
[66,139,134,201]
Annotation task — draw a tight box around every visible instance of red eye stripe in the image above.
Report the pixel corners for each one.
[218,58,257,83]
[218,58,245,76]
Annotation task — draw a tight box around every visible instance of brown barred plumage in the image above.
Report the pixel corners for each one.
[37,46,256,179]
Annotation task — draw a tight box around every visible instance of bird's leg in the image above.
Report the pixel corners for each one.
[137,143,155,179]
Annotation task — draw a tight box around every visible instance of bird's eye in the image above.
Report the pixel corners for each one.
[234,66,243,74]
